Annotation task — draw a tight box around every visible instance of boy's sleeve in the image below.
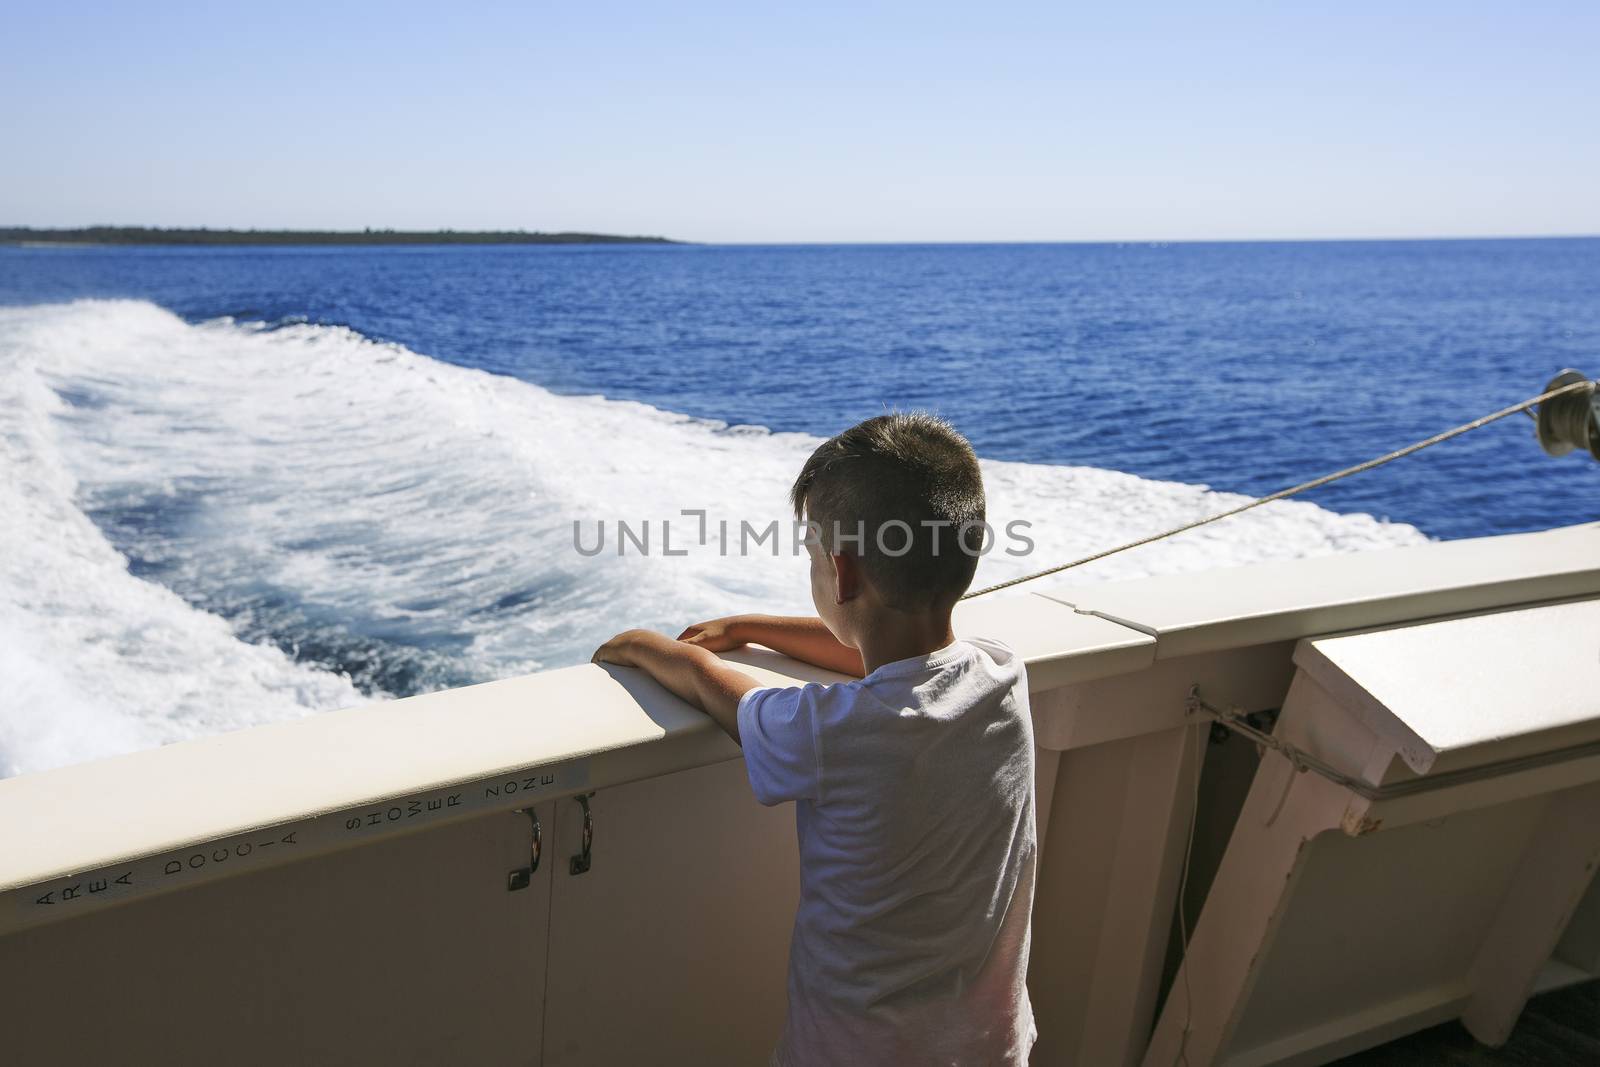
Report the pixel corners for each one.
[737,683,826,805]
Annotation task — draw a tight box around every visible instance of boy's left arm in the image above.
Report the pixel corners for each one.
[592,629,760,744]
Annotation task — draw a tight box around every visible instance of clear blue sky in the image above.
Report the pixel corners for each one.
[4,2,1596,243]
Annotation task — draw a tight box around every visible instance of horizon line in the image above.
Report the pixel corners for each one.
[4,225,1599,247]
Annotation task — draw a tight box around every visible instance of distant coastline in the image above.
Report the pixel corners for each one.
[0,226,681,247]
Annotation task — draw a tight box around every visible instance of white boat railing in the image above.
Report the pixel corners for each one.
[1,520,1595,1065]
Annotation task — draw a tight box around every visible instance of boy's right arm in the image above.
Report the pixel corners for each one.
[678,614,866,678]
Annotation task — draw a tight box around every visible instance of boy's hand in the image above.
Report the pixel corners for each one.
[591,628,652,667]
[677,617,749,652]
[681,614,866,678]
[590,627,760,744]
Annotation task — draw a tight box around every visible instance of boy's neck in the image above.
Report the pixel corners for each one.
[851,608,958,675]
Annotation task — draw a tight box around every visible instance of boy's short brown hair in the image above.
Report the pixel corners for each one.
[790,413,985,611]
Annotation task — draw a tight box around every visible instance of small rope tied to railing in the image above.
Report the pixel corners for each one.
[963,371,1598,601]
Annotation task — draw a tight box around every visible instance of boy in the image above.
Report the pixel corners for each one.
[592,413,1037,1066]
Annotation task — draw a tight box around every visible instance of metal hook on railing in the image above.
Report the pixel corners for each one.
[506,807,542,892]
[569,793,595,876]
[524,808,542,873]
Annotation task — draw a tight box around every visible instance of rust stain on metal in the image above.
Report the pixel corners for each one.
[1338,806,1384,836]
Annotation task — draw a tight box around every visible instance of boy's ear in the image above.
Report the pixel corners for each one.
[830,551,863,604]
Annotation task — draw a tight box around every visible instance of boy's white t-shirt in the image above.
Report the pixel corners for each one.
[737,635,1038,1067]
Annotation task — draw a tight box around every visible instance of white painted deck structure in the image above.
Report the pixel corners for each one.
[2,520,1597,1065]
[1144,596,1600,1067]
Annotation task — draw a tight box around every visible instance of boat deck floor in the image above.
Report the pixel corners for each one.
[1332,980,1600,1066]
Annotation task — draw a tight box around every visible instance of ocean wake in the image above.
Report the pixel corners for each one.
[0,299,1428,777]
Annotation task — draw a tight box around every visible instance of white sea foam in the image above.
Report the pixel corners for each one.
[0,299,1428,778]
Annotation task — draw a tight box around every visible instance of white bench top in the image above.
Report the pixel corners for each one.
[1294,597,1600,773]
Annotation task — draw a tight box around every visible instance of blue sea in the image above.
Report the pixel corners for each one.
[2,239,1596,775]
